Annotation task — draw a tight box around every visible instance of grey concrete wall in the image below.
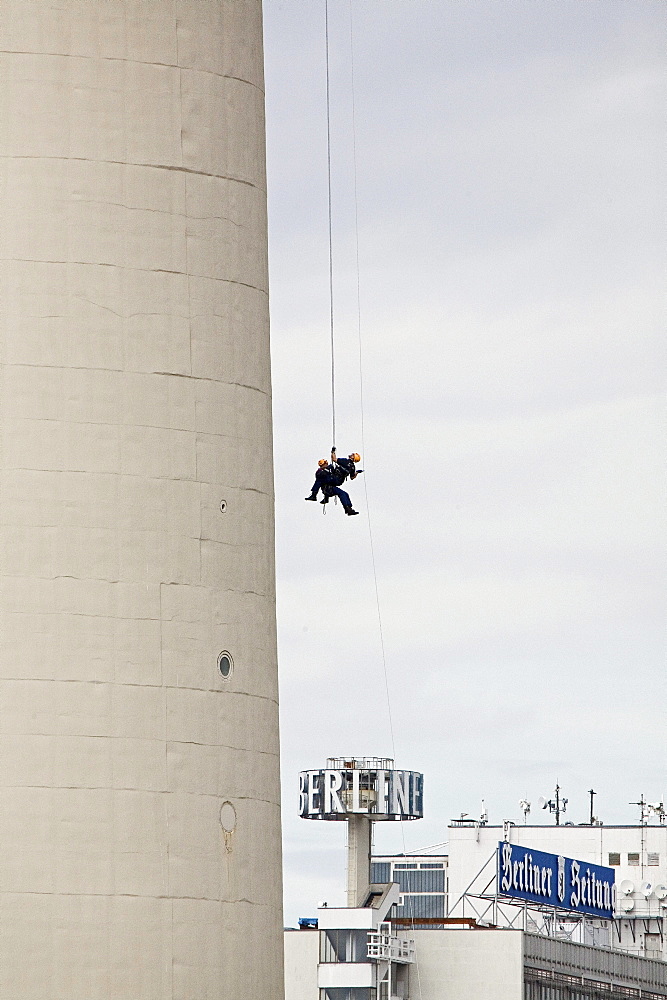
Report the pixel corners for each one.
[0,2,283,997]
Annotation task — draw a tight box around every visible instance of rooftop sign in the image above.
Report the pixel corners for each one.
[299,760,423,822]
[498,841,615,919]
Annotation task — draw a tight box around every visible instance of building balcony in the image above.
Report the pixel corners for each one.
[317,961,375,989]
[367,923,415,964]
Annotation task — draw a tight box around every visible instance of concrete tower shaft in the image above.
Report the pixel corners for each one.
[0,3,283,997]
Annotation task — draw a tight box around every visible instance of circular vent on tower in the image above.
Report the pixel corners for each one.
[218,651,233,678]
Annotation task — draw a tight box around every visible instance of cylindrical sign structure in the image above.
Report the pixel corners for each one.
[0,3,283,998]
[299,758,424,822]
[300,758,423,907]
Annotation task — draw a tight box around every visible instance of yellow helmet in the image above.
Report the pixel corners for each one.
[349,453,361,463]
[318,458,328,467]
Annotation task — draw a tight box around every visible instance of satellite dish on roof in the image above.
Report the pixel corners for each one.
[655,884,667,900]
[620,897,635,913]
[537,796,547,810]
[640,881,654,898]
[620,880,634,895]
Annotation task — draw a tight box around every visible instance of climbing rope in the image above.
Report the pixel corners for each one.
[317,10,427,992]
[325,0,336,449]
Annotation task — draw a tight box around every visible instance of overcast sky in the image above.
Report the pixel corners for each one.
[262,0,665,925]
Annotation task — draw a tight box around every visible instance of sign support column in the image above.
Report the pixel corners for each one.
[347,814,372,906]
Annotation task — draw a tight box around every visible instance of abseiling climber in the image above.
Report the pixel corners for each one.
[305,448,362,516]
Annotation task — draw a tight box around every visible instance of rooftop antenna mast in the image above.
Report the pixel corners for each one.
[630,794,648,876]
[538,783,568,825]
[554,783,563,826]
[588,789,597,826]
[647,800,666,824]
[630,794,647,824]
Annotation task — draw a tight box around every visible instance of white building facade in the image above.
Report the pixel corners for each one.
[286,805,667,998]
[286,922,667,1000]
[447,820,667,960]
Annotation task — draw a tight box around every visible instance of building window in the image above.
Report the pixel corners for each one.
[320,929,368,964]
[392,869,446,893]
[420,863,444,869]
[645,932,662,957]
[320,990,375,1000]
[647,853,659,866]
[393,863,417,870]
[627,853,640,866]
[394,894,445,919]
[371,862,390,883]
[608,853,621,866]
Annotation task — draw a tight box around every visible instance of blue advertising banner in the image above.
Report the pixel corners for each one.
[497,842,615,919]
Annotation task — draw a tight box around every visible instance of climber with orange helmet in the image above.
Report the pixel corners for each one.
[304,448,362,516]
[305,459,332,503]
[333,450,362,483]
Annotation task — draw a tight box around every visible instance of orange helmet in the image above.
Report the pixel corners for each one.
[318,458,328,467]
[349,453,361,463]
